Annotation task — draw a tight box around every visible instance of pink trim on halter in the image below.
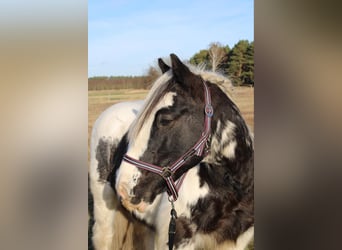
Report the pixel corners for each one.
[122,80,213,201]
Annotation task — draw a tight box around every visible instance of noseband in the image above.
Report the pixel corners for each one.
[123,79,213,202]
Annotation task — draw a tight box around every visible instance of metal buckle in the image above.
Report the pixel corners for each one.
[205,104,214,117]
[162,167,172,178]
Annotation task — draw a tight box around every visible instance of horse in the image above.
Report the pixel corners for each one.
[90,54,254,250]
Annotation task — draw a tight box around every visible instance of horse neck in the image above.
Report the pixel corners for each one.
[202,112,254,194]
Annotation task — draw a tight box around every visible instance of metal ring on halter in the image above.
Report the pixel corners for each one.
[205,104,214,117]
[168,195,175,203]
[162,167,172,178]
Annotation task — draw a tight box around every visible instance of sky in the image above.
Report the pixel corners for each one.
[88,0,253,76]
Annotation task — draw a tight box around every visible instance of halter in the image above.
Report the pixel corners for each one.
[123,79,213,202]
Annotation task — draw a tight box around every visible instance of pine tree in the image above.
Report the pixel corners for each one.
[241,41,254,86]
[189,50,210,69]
[220,45,230,74]
[227,40,249,86]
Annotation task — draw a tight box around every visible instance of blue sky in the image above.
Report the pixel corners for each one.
[88,0,253,76]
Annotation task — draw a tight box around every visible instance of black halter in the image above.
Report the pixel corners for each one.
[123,80,213,201]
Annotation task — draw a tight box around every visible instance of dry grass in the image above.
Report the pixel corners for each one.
[88,87,254,161]
[231,86,254,131]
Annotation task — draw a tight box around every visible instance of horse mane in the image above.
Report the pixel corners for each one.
[188,64,235,101]
[128,64,236,142]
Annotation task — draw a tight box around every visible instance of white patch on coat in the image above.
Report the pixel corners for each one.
[178,226,253,250]
[235,226,254,250]
[115,92,176,206]
[205,120,237,162]
[221,121,237,159]
[223,140,237,159]
[133,193,163,225]
[176,166,210,217]
[154,165,210,249]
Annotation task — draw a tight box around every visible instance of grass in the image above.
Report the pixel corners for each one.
[88,87,253,145]
[229,86,254,131]
[88,87,254,249]
[88,89,148,122]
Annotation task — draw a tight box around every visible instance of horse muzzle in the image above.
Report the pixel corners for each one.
[118,182,147,213]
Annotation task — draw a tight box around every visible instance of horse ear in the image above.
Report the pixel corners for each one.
[158,58,170,73]
[170,53,193,85]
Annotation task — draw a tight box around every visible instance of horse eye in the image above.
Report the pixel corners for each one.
[157,114,174,127]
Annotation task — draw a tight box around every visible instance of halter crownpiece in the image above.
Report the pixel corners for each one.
[123,79,213,201]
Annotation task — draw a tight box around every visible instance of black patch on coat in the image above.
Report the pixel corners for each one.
[173,216,193,248]
[108,133,129,190]
[96,137,118,181]
[88,174,95,250]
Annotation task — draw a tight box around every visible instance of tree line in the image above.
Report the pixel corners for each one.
[88,76,150,90]
[88,40,254,90]
[190,40,254,86]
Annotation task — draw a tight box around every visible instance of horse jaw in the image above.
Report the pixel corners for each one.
[115,92,176,204]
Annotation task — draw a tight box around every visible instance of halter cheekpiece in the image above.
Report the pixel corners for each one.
[123,79,213,202]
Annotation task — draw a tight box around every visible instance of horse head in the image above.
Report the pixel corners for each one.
[115,54,253,219]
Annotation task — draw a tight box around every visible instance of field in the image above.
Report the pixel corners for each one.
[88,87,254,249]
[88,87,254,153]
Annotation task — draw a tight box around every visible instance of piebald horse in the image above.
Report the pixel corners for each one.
[90,54,254,250]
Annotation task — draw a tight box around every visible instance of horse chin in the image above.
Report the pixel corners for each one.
[121,198,147,213]
[118,184,148,213]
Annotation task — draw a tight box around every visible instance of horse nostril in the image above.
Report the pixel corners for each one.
[130,196,141,205]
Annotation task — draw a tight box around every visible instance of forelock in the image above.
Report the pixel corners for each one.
[128,71,173,141]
